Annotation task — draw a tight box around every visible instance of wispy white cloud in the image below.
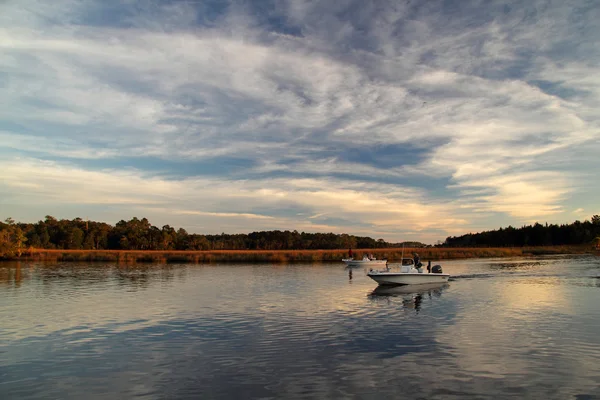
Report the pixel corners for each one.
[453,171,571,218]
[1,0,598,241]
[0,157,471,241]
[154,208,275,220]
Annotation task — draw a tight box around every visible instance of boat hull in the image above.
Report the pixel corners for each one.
[343,259,387,267]
[367,272,450,286]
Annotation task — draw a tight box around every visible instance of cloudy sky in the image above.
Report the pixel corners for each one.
[1,0,598,243]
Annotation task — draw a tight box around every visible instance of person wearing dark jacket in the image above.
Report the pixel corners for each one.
[413,253,421,268]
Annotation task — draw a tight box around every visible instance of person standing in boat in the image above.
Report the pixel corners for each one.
[413,252,421,268]
[427,260,431,273]
[348,248,353,258]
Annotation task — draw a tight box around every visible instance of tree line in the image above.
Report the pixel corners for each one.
[443,215,600,248]
[0,216,425,257]
[2,215,599,259]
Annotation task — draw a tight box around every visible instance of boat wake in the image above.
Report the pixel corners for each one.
[449,273,497,281]
[451,271,600,283]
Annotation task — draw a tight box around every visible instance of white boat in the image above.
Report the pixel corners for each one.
[342,254,387,268]
[367,258,450,286]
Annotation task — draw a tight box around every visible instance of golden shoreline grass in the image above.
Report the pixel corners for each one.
[7,245,596,264]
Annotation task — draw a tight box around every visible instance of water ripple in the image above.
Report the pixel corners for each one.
[1,258,600,399]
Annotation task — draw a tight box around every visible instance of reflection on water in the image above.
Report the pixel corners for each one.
[0,262,23,287]
[1,255,600,399]
[370,282,449,296]
[369,283,448,313]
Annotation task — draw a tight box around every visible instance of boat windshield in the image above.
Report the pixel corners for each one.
[401,258,414,266]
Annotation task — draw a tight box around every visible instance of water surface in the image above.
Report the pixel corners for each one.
[1,255,600,399]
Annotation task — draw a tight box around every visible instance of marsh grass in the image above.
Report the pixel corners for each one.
[10,245,592,264]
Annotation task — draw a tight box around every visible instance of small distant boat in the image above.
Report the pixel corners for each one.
[342,254,387,268]
[367,258,450,286]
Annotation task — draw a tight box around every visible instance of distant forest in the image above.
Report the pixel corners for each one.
[444,215,600,247]
[1,215,599,258]
[0,216,425,255]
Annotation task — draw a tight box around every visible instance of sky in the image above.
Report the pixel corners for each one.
[0,0,598,243]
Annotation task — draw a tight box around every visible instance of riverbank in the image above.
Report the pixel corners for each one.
[2,246,596,264]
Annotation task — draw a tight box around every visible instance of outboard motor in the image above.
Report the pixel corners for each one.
[432,265,443,274]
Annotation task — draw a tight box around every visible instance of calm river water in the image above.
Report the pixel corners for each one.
[1,255,600,399]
